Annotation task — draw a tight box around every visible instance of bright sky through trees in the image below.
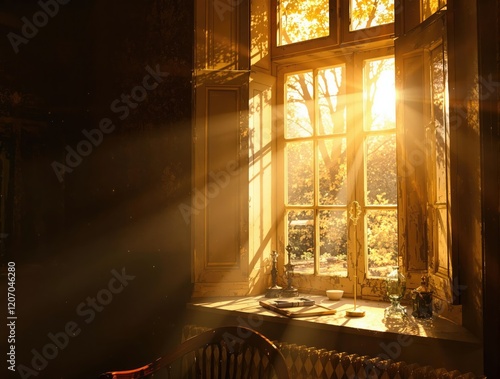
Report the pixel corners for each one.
[278,0,395,45]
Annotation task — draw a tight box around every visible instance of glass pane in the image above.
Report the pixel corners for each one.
[436,207,449,271]
[366,209,398,278]
[364,57,396,131]
[318,138,347,205]
[431,45,448,204]
[422,0,446,21]
[286,141,314,205]
[319,210,348,276]
[285,72,314,138]
[366,134,397,205]
[350,0,394,31]
[317,65,346,135]
[278,0,329,46]
[288,209,314,274]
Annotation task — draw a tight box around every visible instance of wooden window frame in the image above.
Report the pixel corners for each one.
[276,46,398,299]
[271,0,395,62]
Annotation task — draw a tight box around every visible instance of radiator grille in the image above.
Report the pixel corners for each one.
[182,325,484,379]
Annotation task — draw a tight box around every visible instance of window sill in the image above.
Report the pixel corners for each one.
[187,295,478,344]
[186,294,483,374]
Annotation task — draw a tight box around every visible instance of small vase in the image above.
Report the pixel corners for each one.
[384,266,407,318]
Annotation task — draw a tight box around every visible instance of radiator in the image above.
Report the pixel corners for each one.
[182,325,484,379]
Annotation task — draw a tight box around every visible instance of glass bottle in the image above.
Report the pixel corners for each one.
[412,275,433,318]
[384,266,407,318]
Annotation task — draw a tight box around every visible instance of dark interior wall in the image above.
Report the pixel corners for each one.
[0,1,193,378]
[477,0,500,376]
[447,0,483,340]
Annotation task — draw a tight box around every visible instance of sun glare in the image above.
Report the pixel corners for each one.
[364,57,396,131]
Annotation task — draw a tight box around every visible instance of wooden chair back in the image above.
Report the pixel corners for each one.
[99,325,290,379]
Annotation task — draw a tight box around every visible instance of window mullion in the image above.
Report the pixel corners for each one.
[341,62,354,292]
[313,68,320,275]
[357,108,367,290]
[350,54,366,288]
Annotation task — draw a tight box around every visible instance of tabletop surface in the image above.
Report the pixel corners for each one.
[188,294,480,344]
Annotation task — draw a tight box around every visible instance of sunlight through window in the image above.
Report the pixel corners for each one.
[363,56,397,278]
[278,0,329,45]
[349,0,395,31]
[283,56,397,281]
[284,64,348,276]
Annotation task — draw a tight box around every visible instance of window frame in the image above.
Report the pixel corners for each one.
[270,1,457,308]
[276,46,398,299]
[341,0,395,43]
[271,0,395,62]
[271,0,339,59]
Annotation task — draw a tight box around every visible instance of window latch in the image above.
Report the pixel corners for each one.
[349,201,362,226]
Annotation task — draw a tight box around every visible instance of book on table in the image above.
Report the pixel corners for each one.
[259,298,337,318]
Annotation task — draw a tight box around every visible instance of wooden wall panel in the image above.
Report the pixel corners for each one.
[192,0,250,296]
[192,82,249,289]
[207,1,238,69]
[206,88,240,267]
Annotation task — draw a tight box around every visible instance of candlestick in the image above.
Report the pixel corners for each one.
[281,244,299,298]
[265,250,282,298]
[346,201,365,317]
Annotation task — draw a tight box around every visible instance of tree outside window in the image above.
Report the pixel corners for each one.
[283,54,397,282]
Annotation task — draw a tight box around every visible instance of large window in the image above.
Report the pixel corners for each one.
[280,51,397,291]
[273,1,398,296]
[193,0,459,308]
[272,0,395,58]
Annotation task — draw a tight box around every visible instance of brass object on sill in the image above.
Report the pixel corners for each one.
[281,245,299,298]
[412,275,433,319]
[345,201,365,318]
[345,308,365,317]
[265,250,282,298]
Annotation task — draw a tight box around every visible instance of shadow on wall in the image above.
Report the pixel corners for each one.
[7,203,192,379]
[0,1,194,378]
